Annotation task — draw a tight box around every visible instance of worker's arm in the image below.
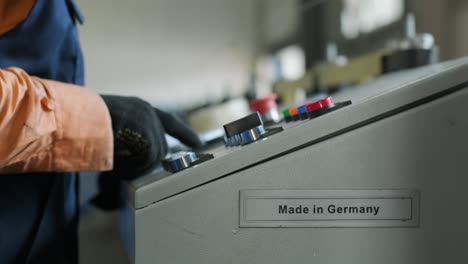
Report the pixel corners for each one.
[0,67,113,173]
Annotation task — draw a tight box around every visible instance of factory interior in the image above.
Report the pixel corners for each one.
[2,0,468,263]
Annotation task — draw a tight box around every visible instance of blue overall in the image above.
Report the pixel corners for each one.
[0,0,85,263]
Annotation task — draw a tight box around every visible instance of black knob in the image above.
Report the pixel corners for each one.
[223,112,263,138]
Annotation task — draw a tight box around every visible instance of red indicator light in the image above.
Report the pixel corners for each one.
[306,97,333,113]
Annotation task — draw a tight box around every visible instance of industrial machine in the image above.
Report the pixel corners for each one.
[121,57,468,264]
[273,13,438,105]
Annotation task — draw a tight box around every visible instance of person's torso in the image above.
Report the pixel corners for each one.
[0,1,84,263]
[0,0,84,84]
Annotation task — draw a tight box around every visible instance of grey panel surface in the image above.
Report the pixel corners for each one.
[126,57,468,209]
[121,57,468,264]
[128,87,468,264]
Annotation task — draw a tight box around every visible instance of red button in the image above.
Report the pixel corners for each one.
[249,94,278,115]
[306,97,333,113]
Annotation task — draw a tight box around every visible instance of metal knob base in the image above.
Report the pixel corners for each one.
[162,151,199,173]
[224,125,267,146]
[162,152,215,173]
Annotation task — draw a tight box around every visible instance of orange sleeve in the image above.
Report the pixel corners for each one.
[0,0,35,35]
[0,68,113,173]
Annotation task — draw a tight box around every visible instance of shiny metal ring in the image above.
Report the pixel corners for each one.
[162,151,199,172]
[238,125,266,145]
[224,125,266,146]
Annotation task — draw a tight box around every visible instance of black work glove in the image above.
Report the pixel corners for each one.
[91,95,202,210]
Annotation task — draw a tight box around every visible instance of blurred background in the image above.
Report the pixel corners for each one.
[77,0,468,110]
[76,0,468,263]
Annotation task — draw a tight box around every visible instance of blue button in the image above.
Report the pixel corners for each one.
[298,105,307,114]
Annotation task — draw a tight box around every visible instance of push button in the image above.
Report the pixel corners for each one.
[306,97,334,118]
[282,109,291,122]
[306,97,333,112]
[297,105,308,120]
[249,94,281,124]
[282,98,332,122]
[282,97,352,123]
[289,107,299,121]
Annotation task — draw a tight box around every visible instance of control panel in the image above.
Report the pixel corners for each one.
[122,57,468,264]
[162,96,352,172]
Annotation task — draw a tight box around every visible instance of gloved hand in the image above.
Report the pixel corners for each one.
[91,95,202,210]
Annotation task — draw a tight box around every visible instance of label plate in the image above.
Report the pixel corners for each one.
[239,190,419,227]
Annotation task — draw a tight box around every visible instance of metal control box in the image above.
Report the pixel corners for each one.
[121,57,468,264]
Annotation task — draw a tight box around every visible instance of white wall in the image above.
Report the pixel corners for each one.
[77,0,258,109]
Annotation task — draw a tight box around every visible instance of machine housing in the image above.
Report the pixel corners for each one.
[121,57,468,264]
